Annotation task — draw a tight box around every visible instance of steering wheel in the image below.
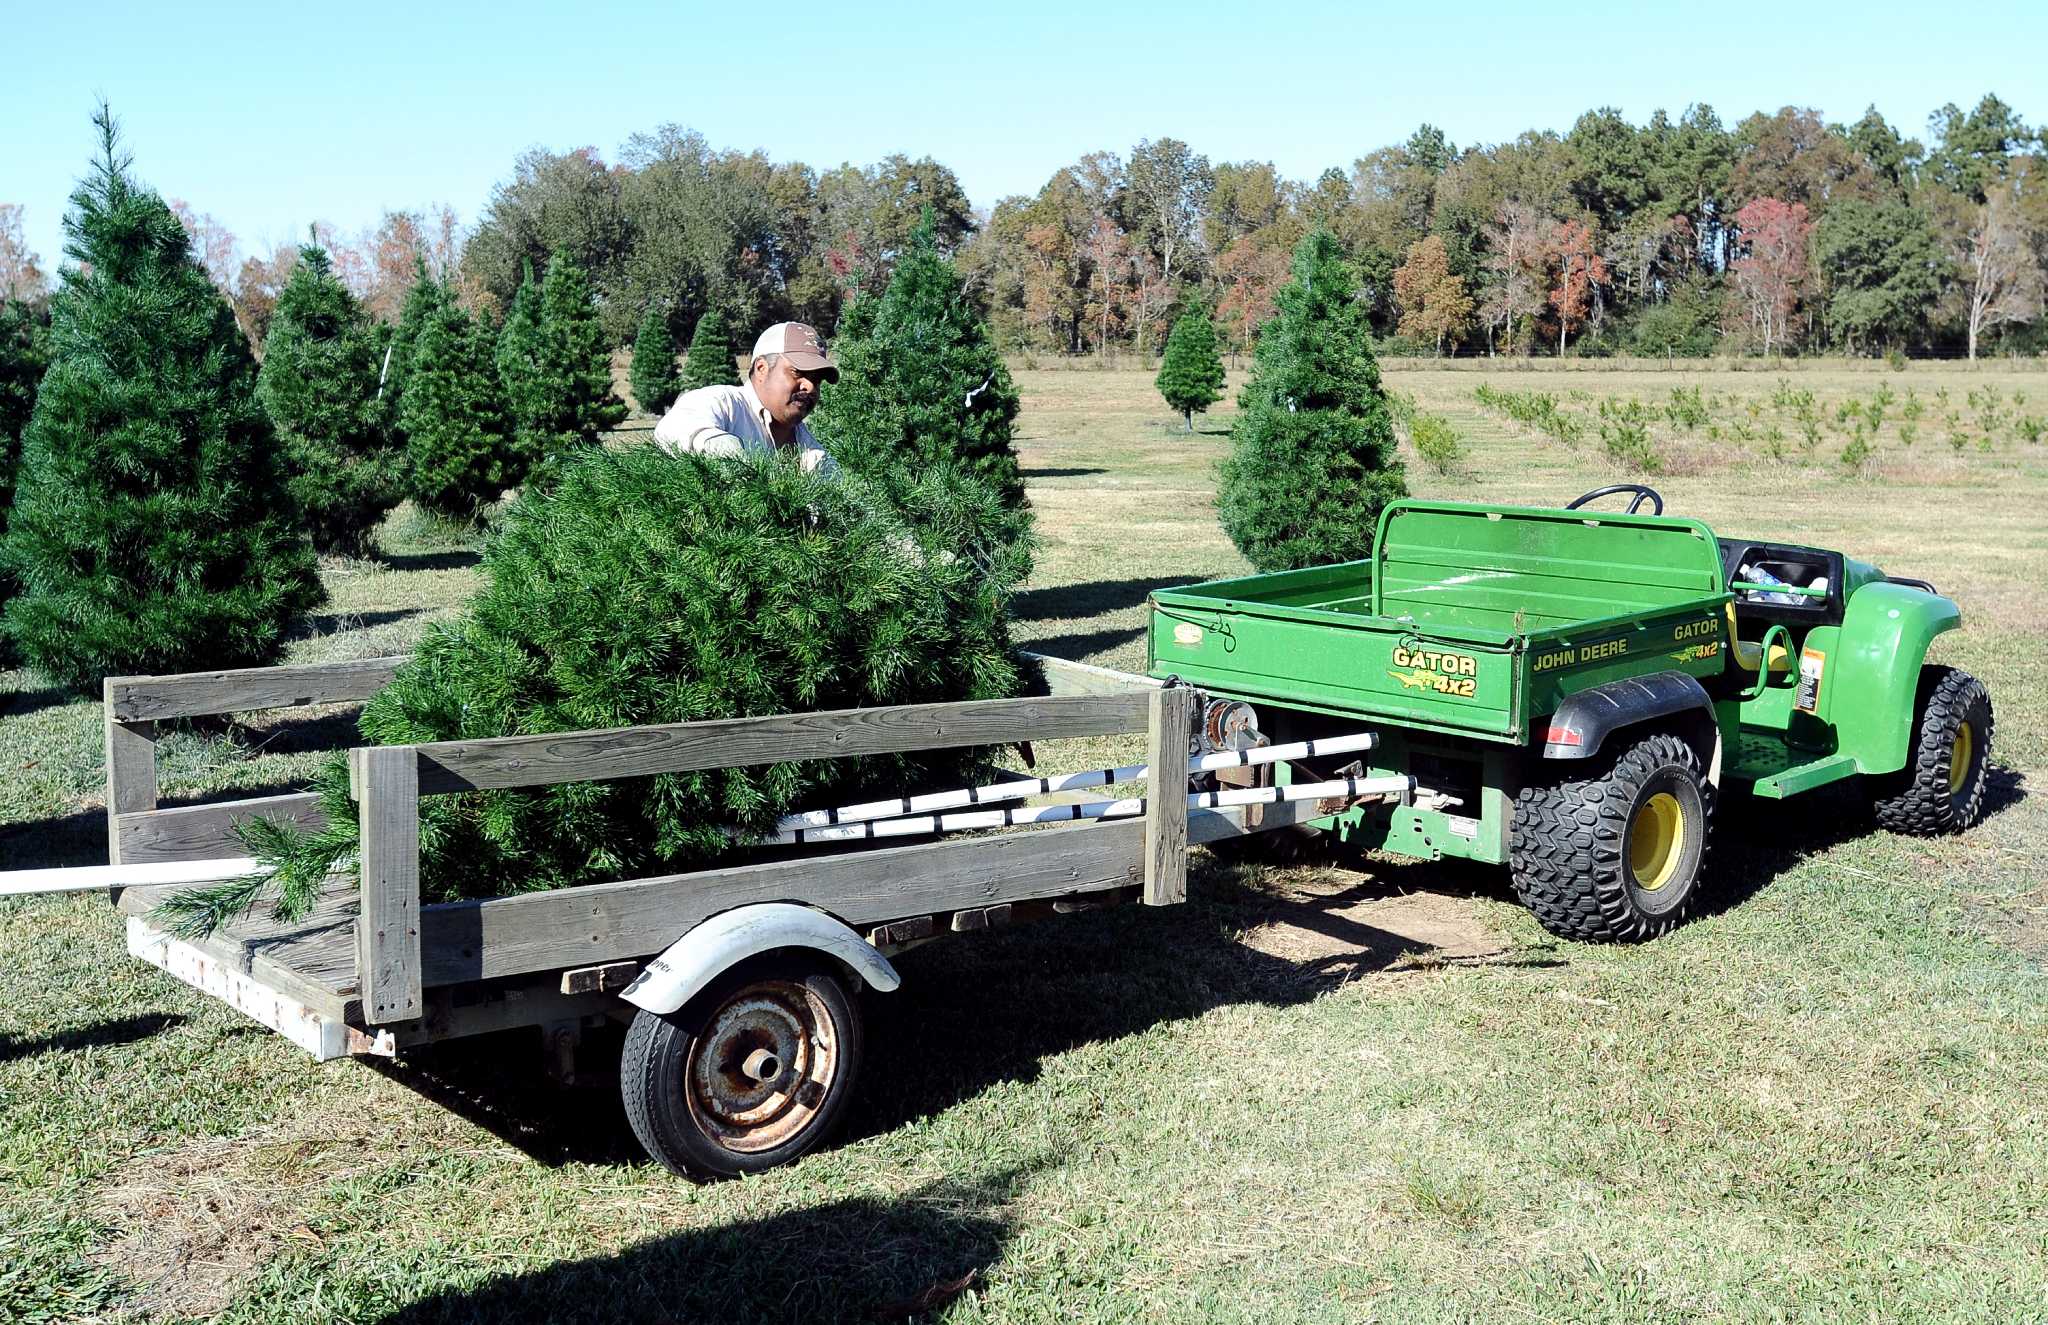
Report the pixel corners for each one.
[1565,484,1664,516]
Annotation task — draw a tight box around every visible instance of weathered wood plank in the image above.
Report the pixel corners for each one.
[114,792,325,865]
[410,692,1151,795]
[106,654,406,722]
[414,818,1148,985]
[354,746,422,1024]
[1142,688,1195,906]
[103,686,158,866]
[1022,651,1162,697]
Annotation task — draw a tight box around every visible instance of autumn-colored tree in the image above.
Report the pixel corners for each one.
[0,206,47,305]
[1480,202,1547,354]
[1214,233,1290,354]
[1959,178,2045,359]
[1393,235,1475,355]
[1545,219,1607,354]
[1729,197,1812,355]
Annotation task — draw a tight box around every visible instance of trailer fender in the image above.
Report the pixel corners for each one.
[619,902,901,1016]
[1828,581,1962,776]
[1542,671,1717,773]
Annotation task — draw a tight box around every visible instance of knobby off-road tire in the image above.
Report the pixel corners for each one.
[1510,731,1714,943]
[1872,665,1993,836]
[621,955,863,1179]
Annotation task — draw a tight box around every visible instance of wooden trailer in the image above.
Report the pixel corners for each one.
[97,651,1336,1176]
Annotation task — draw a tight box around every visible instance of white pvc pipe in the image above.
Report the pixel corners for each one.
[773,730,1381,833]
[0,856,264,898]
[766,773,1411,846]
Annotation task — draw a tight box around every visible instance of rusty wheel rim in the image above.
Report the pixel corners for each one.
[684,978,838,1155]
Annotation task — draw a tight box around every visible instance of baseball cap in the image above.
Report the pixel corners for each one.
[752,322,838,382]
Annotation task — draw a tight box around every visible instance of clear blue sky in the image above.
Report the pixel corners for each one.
[5,0,2044,276]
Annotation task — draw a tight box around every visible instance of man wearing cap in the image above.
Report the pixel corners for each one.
[652,322,841,475]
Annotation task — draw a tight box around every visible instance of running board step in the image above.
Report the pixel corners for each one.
[1750,753,1858,799]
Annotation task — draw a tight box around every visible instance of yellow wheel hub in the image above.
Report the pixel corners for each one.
[1628,792,1686,893]
[1949,720,1974,795]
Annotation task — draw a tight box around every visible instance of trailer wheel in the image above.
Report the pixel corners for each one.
[1510,731,1713,943]
[621,954,863,1179]
[1872,666,1993,836]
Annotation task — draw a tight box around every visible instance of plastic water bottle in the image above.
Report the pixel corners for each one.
[1738,562,1802,606]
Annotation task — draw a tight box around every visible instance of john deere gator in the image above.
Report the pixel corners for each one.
[1148,485,1994,942]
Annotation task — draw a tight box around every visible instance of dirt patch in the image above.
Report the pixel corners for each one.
[93,1099,472,1319]
[1231,862,1502,980]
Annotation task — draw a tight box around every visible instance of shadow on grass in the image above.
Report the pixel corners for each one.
[1,681,81,719]
[1019,466,1109,480]
[368,857,1542,1173]
[1018,625,1145,664]
[301,607,426,635]
[0,1012,186,1063]
[0,807,105,869]
[376,1166,1030,1324]
[1012,576,1199,622]
[375,549,481,573]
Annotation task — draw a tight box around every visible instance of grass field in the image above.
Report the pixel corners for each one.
[3,362,2045,1322]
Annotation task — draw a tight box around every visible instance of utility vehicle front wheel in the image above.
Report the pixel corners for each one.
[621,955,863,1179]
[1510,731,1714,943]
[1872,665,1993,836]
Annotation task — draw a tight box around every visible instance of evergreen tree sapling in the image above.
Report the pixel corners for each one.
[1155,308,1226,431]
[257,244,406,555]
[811,210,1026,511]
[676,307,741,392]
[402,296,515,520]
[1217,229,1408,572]
[164,446,1029,933]
[629,304,684,414]
[497,249,626,485]
[0,108,323,690]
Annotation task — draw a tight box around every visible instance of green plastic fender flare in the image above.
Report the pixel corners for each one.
[1828,581,1961,776]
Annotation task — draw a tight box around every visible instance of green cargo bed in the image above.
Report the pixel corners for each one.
[1149,501,1735,741]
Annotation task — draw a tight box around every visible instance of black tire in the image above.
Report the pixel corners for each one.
[620,954,863,1179]
[1872,666,1993,836]
[1510,731,1714,943]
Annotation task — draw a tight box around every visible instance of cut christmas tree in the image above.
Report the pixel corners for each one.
[1217,229,1407,573]
[1,107,324,691]
[258,243,407,555]
[162,445,1029,935]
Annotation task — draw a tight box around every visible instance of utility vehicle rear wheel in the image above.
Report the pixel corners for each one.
[1872,665,1993,836]
[1510,731,1713,943]
[621,955,863,1179]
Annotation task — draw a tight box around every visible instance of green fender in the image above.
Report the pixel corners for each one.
[1828,581,1961,776]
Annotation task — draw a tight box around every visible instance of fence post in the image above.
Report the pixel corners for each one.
[352,745,422,1023]
[103,678,158,866]
[1142,687,1195,906]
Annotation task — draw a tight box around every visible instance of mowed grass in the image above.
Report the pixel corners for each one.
[3,364,2046,1323]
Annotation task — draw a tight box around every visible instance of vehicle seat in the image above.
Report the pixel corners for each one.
[1725,604,1793,674]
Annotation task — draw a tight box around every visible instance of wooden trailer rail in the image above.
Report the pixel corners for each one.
[103,656,409,865]
[348,687,1196,1023]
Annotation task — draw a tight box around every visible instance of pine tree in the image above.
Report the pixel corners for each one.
[0,300,50,654]
[1217,229,1407,573]
[402,296,514,521]
[497,249,625,486]
[258,243,406,555]
[812,210,1027,513]
[628,304,683,414]
[378,260,444,445]
[165,446,1030,933]
[0,108,323,691]
[675,307,740,393]
[1155,308,1226,431]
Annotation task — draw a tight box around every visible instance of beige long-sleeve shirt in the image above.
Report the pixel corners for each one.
[651,382,840,476]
